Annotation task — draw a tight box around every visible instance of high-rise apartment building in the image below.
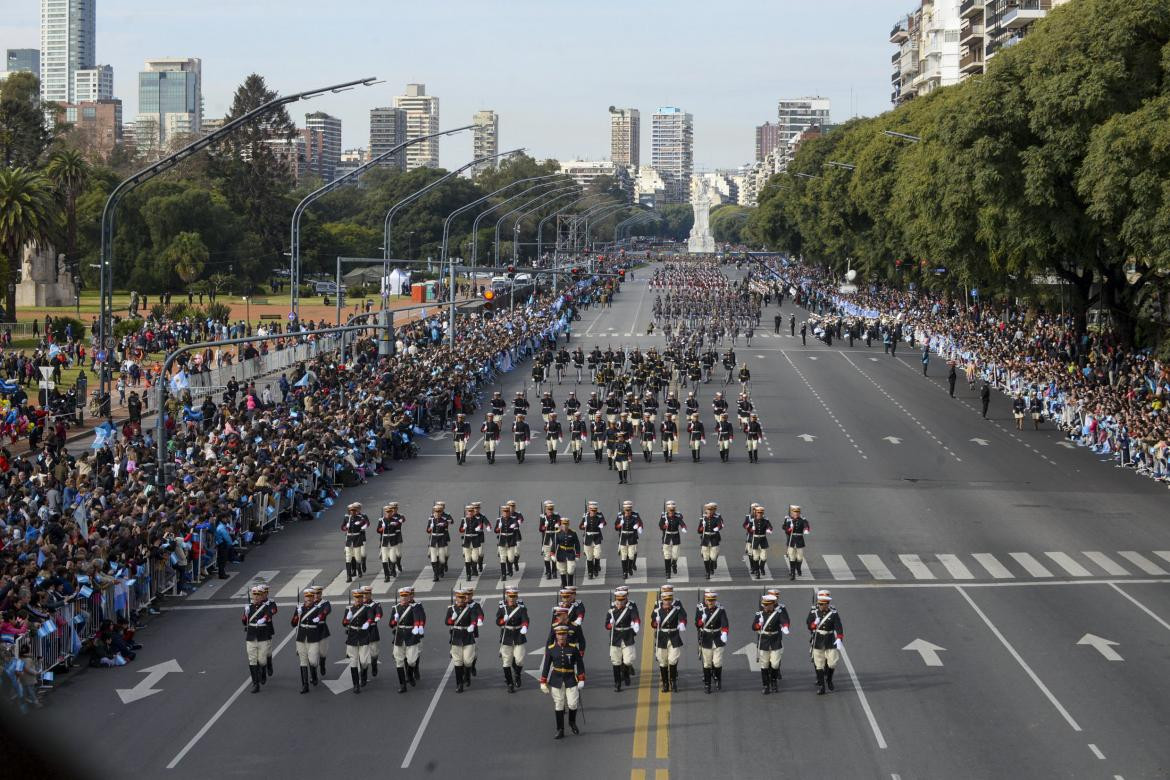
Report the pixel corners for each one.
[651,107,693,204]
[73,64,112,102]
[889,1,961,105]
[137,58,202,145]
[39,0,96,103]
[59,98,121,158]
[776,98,831,152]
[755,122,779,162]
[392,83,440,169]
[304,111,342,180]
[7,49,40,75]
[609,107,640,170]
[369,106,408,169]
[472,110,499,173]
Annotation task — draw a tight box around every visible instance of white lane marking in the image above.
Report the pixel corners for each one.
[781,350,867,460]
[324,568,355,596]
[1109,583,1170,632]
[823,554,855,581]
[185,572,236,601]
[371,573,401,596]
[1153,551,1170,566]
[410,566,440,593]
[625,557,648,585]
[1082,552,1128,577]
[859,554,895,580]
[231,570,280,598]
[628,277,651,335]
[709,555,732,582]
[955,586,1082,732]
[275,568,323,598]
[672,557,690,583]
[936,554,974,580]
[466,435,485,454]
[1045,552,1092,578]
[1117,552,1167,576]
[1089,744,1105,760]
[1010,552,1054,578]
[972,553,1014,580]
[166,627,297,768]
[899,554,936,580]
[838,645,888,750]
[400,661,456,768]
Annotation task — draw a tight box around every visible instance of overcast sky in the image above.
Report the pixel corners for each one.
[3,0,910,170]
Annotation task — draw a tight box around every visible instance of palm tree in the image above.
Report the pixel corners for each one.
[45,148,90,283]
[162,231,209,286]
[0,167,57,322]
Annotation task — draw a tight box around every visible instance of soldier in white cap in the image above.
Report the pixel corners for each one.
[782,505,811,581]
[341,501,369,582]
[605,586,640,691]
[650,587,686,692]
[807,589,844,695]
[743,504,772,579]
[452,412,471,465]
[658,501,687,579]
[752,590,790,694]
[540,625,586,739]
[242,585,276,693]
[426,503,452,582]
[694,589,728,693]
[387,585,425,693]
[291,586,325,693]
[579,501,606,580]
[496,587,529,693]
[697,502,724,580]
[377,502,405,582]
[614,501,643,580]
[341,588,373,694]
[494,504,522,581]
[445,588,481,693]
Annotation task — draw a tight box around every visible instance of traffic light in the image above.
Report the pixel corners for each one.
[506,265,516,279]
[618,269,626,279]
[482,289,496,317]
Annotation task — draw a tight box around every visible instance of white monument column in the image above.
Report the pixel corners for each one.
[687,181,716,254]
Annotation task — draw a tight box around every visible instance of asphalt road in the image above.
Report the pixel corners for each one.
[21,263,1170,780]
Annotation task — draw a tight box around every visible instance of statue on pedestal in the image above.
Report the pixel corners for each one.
[688,180,716,254]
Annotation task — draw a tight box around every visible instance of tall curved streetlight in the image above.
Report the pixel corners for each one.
[506,188,579,264]
[494,185,578,263]
[536,193,607,260]
[469,177,572,268]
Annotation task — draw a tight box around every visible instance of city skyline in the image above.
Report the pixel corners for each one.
[2,0,908,168]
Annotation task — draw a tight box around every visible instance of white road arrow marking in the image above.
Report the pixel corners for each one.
[883,436,903,445]
[1056,441,1076,449]
[324,660,356,694]
[808,356,818,360]
[797,433,817,442]
[1077,633,1122,662]
[526,646,546,681]
[428,432,448,441]
[902,638,946,667]
[116,659,183,703]
[868,357,879,362]
[733,642,761,672]
[756,355,765,359]
[969,438,990,446]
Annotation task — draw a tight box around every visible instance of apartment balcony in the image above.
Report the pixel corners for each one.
[892,50,901,64]
[959,46,985,73]
[1003,1,1050,29]
[960,0,984,19]
[890,22,909,43]
[960,18,984,43]
[892,70,902,84]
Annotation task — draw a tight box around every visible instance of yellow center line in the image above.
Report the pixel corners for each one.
[656,770,670,780]
[656,652,671,758]
[630,771,646,780]
[632,591,657,759]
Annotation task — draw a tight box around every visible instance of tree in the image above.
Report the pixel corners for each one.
[162,231,209,285]
[45,148,91,282]
[710,205,752,244]
[0,168,57,322]
[0,72,55,167]
[658,204,694,241]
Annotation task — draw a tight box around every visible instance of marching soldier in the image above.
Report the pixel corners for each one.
[685,391,701,418]
[687,413,706,462]
[665,390,681,419]
[736,393,753,428]
[807,590,844,695]
[459,505,486,581]
[614,500,643,579]
[540,391,556,423]
[481,412,501,464]
[514,390,530,419]
[716,413,734,462]
[291,586,325,693]
[782,505,810,580]
[490,391,507,417]
[694,590,728,694]
[360,585,383,678]
[580,501,607,579]
[569,412,587,463]
[554,516,582,587]
[590,412,607,463]
[426,503,452,582]
[452,412,471,465]
[660,412,678,462]
[513,412,531,463]
[650,589,686,692]
[712,391,729,419]
[341,501,369,582]
[256,584,277,678]
[697,502,723,580]
[494,504,521,581]
[377,502,405,582]
[307,585,330,682]
[496,587,529,693]
[470,500,490,573]
[659,501,687,578]
[564,390,581,418]
[341,588,373,694]
[605,587,640,690]
[388,586,425,693]
[548,603,587,654]
[539,501,561,581]
[544,412,563,462]
[243,585,276,693]
[745,412,764,463]
[739,363,752,393]
[640,412,656,462]
[540,625,586,739]
[753,591,790,694]
[562,585,585,627]
[445,588,481,693]
[573,347,586,384]
[604,420,620,469]
[614,432,633,483]
[586,389,603,417]
[744,503,773,579]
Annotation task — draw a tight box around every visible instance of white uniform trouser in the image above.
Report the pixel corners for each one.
[750,547,768,562]
[786,546,805,562]
[295,639,321,666]
[454,439,467,454]
[701,545,719,561]
[700,645,724,668]
[583,542,602,562]
[571,439,582,454]
[663,439,676,454]
[344,544,365,562]
[642,440,653,454]
[370,636,380,659]
[450,644,477,666]
[610,643,636,666]
[556,558,576,575]
[758,647,783,669]
[619,543,638,561]
[616,459,629,473]
[393,643,421,667]
[662,544,681,561]
[691,439,702,451]
[498,544,518,564]
[746,438,759,452]
[462,545,483,563]
[245,639,272,665]
[593,439,604,453]
[811,647,839,670]
[547,438,560,452]
[549,682,580,711]
[719,439,730,451]
[484,439,497,454]
[379,544,401,564]
[500,644,525,667]
[429,545,449,564]
[654,645,682,665]
[345,643,371,669]
[515,439,528,452]
[542,542,554,563]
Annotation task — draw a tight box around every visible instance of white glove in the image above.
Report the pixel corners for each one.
[577,680,585,689]
[466,625,476,634]
[519,626,528,635]
[720,631,728,644]
[632,623,640,634]
[681,528,687,534]
[678,624,686,633]
[835,639,843,650]
[540,683,550,694]
[312,617,321,623]
[781,626,790,636]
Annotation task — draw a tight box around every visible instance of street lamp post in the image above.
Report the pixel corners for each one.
[495,185,577,263]
[473,178,572,266]
[537,194,604,261]
[882,130,921,142]
[510,189,577,264]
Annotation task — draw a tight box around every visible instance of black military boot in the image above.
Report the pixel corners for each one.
[544,560,553,580]
[432,562,441,582]
[397,666,408,693]
[613,665,623,691]
[319,657,327,677]
[513,663,523,687]
[266,656,274,677]
[660,666,670,692]
[762,669,771,694]
[771,667,781,693]
[259,665,267,685]
[360,667,368,687]
[714,667,723,691]
[309,665,318,686]
[815,668,826,695]
[504,666,515,693]
[703,668,712,694]
[411,662,420,686]
[249,665,261,693]
[704,560,712,580]
[567,573,575,586]
[670,664,679,692]
[382,562,392,582]
[665,561,672,579]
[345,560,354,583]
[470,658,477,678]
[554,710,565,739]
[371,657,378,677]
[749,559,758,578]
[361,557,367,575]
[351,667,361,694]
[797,561,804,577]
[568,708,579,735]
[825,667,835,691]
[455,666,465,693]
[623,664,632,685]
[299,666,310,694]
[671,559,678,575]
[560,573,568,587]
[621,559,629,579]
[789,561,797,581]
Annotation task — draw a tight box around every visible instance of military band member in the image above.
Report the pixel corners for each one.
[377,502,405,582]
[452,412,471,465]
[360,585,382,678]
[540,625,586,739]
[716,413,734,462]
[544,412,563,462]
[807,590,844,695]
[586,390,603,417]
[687,413,706,461]
[782,504,810,580]
[643,391,658,428]
[745,412,764,463]
[569,412,588,463]
[426,503,452,582]
[659,501,687,579]
[614,432,633,483]
[694,590,728,694]
[650,589,686,692]
[459,504,486,581]
[496,587,529,693]
[744,504,773,579]
[685,391,700,418]
[605,391,621,425]
[712,391,729,419]
[590,413,607,463]
[495,504,522,580]
[697,502,724,580]
[753,591,790,694]
[665,391,681,419]
[660,412,678,462]
[446,588,480,693]
[539,501,560,581]
[388,586,425,693]
[291,586,325,693]
[580,501,607,579]
[605,587,640,690]
[554,516,582,587]
[513,413,531,463]
[341,501,369,582]
[481,412,501,464]
[341,588,373,694]
[243,585,276,693]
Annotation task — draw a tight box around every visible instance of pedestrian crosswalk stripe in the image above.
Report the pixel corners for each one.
[859,554,895,580]
[324,568,354,596]
[899,554,936,580]
[972,553,1014,579]
[488,562,527,592]
[1045,552,1092,578]
[1118,551,1167,576]
[1010,552,1054,578]
[232,570,280,598]
[625,557,649,585]
[410,565,439,593]
[1082,551,1128,577]
[673,557,690,583]
[822,554,855,581]
[710,556,732,582]
[1153,551,1170,567]
[275,568,322,598]
[936,554,974,580]
[371,574,401,596]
